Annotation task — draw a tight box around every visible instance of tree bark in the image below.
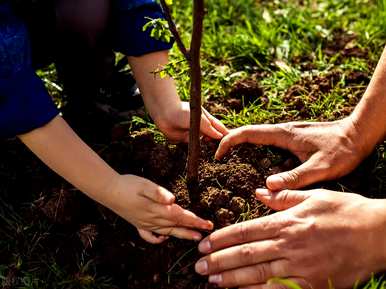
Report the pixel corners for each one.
[186,0,204,194]
[159,0,204,196]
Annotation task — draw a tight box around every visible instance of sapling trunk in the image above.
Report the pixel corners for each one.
[187,0,204,195]
[160,0,205,197]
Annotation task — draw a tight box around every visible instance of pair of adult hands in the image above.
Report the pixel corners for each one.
[194,117,386,289]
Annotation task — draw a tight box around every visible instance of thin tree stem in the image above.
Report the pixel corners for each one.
[187,0,204,193]
[160,0,191,62]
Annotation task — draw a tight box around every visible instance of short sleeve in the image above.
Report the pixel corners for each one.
[112,3,174,57]
[0,3,58,138]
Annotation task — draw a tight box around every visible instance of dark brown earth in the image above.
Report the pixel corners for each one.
[0,127,296,289]
[282,70,370,120]
[205,74,266,116]
[205,69,370,125]
[0,58,380,288]
[0,120,384,289]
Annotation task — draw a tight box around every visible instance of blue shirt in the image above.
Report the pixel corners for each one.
[0,0,173,138]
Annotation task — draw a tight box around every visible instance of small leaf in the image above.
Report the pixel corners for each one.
[268,278,303,289]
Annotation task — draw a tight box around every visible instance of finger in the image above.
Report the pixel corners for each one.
[156,227,203,241]
[200,113,224,140]
[205,259,290,288]
[141,185,175,205]
[266,154,326,190]
[198,214,285,254]
[159,203,214,231]
[195,239,283,275]
[138,229,169,244]
[215,124,290,160]
[240,278,309,289]
[255,189,312,211]
[202,108,229,136]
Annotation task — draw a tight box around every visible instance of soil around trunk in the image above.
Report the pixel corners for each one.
[1,123,383,289]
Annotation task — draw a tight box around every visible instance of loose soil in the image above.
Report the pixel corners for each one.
[0,62,381,289]
[0,120,384,289]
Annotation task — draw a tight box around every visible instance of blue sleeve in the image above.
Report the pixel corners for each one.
[116,0,156,10]
[112,3,174,57]
[0,3,58,138]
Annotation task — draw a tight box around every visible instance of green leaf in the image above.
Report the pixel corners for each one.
[268,278,304,289]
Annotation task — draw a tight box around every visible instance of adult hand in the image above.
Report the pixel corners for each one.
[157,101,229,143]
[195,189,386,289]
[215,117,374,191]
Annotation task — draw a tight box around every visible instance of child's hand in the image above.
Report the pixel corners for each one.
[108,174,213,244]
[19,115,212,245]
[157,101,229,143]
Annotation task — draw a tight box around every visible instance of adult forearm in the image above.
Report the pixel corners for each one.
[18,116,119,207]
[351,46,386,147]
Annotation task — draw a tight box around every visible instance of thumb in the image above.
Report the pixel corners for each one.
[255,189,311,211]
[142,185,176,205]
[266,155,324,191]
[200,113,224,140]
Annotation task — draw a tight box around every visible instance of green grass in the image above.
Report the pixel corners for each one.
[169,0,386,126]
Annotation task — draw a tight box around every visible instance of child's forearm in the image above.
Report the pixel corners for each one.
[18,116,119,207]
[128,50,181,124]
[350,46,386,147]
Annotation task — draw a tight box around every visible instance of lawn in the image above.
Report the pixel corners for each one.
[1,0,386,288]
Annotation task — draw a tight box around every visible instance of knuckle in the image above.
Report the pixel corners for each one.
[237,222,250,243]
[271,259,288,277]
[223,271,240,287]
[277,214,299,234]
[278,189,290,202]
[305,216,318,234]
[208,255,221,273]
[154,187,164,201]
[279,123,295,137]
[220,137,230,148]
[284,170,300,186]
[254,263,271,282]
[239,244,255,262]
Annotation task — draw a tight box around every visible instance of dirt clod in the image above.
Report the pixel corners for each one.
[230,196,246,214]
[215,208,235,227]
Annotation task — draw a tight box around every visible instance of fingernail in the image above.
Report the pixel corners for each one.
[209,274,223,284]
[267,175,285,190]
[255,188,271,197]
[195,260,208,274]
[193,234,202,241]
[206,221,214,230]
[198,239,212,253]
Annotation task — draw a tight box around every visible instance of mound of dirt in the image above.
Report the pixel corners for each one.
[205,75,266,116]
[1,118,383,289]
[98,131,297,289]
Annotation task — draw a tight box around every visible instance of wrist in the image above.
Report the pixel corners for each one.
[152,101,184,129]
[342,115,378,157]
[367,198,386,271]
